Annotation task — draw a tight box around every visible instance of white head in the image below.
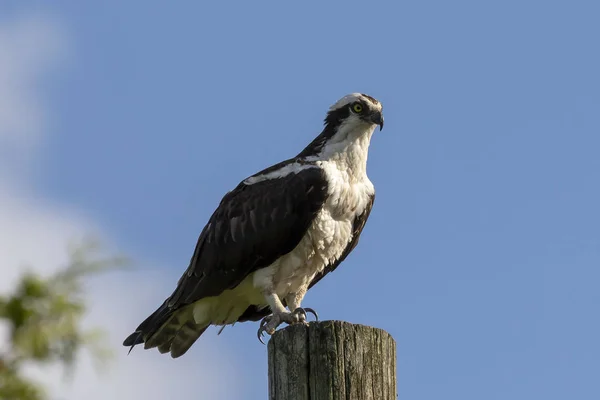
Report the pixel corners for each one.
[297,93,384,158]
[325,92,384,132]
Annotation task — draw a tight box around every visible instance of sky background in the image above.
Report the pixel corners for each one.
[0,1,599,399]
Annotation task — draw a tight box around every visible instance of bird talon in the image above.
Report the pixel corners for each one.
[302,307,319,321]
[257,314,279,344]
[257,307,319,344]
[260,316,270,329]
[291,307,319,323]
[290,308,306,322]
[258,329,266,344]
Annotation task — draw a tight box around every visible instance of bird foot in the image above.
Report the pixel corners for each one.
[292,307,319,323]
[257,307,319,344]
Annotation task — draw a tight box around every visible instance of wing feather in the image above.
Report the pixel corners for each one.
[125,165,329,349]
[170,165,329,307]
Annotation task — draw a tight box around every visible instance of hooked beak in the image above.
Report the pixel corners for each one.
[370,111,384,131]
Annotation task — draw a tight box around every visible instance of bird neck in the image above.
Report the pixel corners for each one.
[301,123,375,181]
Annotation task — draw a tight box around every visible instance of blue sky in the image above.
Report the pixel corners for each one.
[1,1,599,399]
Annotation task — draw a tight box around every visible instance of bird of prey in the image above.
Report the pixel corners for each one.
[124,93,384,358]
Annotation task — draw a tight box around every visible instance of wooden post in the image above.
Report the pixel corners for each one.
[267,320,397,400]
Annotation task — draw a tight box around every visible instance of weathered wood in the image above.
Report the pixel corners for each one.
[268,321,397,400]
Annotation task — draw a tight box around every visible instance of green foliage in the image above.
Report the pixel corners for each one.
[0,365,44,400]
[0,239,128,400]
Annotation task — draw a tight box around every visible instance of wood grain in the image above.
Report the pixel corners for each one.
[268,321,396,400]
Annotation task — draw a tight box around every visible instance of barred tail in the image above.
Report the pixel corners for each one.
[123,301,209,358]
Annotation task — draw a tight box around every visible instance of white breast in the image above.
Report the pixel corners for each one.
[310,159,374,257]
[255,160,373,298]
[253,123,376,299]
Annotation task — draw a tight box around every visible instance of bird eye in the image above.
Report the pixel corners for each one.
[352,103,363,113]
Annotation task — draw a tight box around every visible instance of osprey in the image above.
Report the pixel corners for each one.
[124,93,384,358]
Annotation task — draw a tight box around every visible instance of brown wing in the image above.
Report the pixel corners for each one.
[124,164,329,347]
[168,166,329,305]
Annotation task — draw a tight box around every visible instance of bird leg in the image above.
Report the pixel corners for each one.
[257,293,297,343]
[285,291,319,322]
[257,292,319,344]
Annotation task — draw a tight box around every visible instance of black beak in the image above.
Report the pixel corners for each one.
[370,111,384,131]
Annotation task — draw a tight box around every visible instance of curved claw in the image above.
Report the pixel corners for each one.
[292,307,319,322]
[257,316,271,344]
[257,330,266,345]
[302,307,319,321]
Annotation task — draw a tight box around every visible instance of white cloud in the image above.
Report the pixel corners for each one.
[0,13,66,179]
[0,12,243,400]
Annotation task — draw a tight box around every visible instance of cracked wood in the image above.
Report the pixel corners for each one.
[268,321,397,400]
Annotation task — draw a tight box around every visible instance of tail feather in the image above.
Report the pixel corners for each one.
[123,331,144,347]
[124,301,209,358]
[170,320,209,358]
[157,340,174,354]
[144,313,179,349]
[143,311,208,358]
[123,300,176,351]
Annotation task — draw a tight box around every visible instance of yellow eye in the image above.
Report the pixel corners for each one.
[352,103,363,113]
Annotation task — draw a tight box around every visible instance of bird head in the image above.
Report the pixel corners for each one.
[324,93,384,133]
[296,93,384,158]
